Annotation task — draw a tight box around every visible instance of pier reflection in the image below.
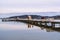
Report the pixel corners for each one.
[27,23,60,32]
[1,20,60,32]
[28,24,33,28]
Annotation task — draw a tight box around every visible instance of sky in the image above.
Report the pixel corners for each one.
[0,0,60,13]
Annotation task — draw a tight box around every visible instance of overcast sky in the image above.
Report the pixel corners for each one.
[0,0,60,13]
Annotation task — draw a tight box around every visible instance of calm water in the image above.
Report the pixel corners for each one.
[0,19,60,40]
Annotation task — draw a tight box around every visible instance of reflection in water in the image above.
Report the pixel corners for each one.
[27,23,53,32]
[27,23,52,32]
[27,23,60,32]
[28,24,33,28]
[0,20,60,40]
[40,27,44,30]
[39,27,54,32]
[1,19,60,32]
[45,28,54,32]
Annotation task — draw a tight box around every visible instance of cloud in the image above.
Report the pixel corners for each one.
[0,0,60,13]
[0,7,60,13]
[0,0,60,8]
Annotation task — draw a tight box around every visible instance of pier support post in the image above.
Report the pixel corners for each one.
[51,22,55,28]
[45,22,47,27]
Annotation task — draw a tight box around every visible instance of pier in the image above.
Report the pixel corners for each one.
[2,16,60,29]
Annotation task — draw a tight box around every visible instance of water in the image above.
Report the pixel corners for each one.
[0,19,60,40]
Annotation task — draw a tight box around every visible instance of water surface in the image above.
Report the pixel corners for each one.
[0,19,60,40]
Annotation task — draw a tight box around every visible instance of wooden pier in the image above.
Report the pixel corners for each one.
[2,18,60,28]
[2,16,60,29]
[2,17,60,32]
